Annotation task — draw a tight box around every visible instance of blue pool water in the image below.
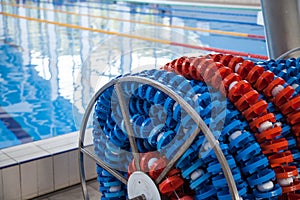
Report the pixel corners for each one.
[0,0,266,149]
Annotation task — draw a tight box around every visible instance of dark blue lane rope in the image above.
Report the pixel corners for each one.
[0,107,34,143]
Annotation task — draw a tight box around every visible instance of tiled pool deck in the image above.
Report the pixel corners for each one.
[0,130,98,200]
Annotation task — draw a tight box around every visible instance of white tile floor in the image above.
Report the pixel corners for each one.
[33,179,101,200]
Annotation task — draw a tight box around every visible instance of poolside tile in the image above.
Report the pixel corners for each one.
[84,151,97,180]
[1,143,36,154]
[2,165,21,200]
[37,157,54,196]
[36,138,76,150]
[68,150,80,185]
[0,151,18,169]
[43,143,78,155]
[35,132,78,146]
[21,161,38,199]
[1,143,50,163]
[36,132,79,155]
[0,169,3,200]
[53,152,69,190]
[16,151,50,163]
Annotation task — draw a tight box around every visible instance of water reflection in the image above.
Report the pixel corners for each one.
[0,1,203,149]
[0,0,266,149]
[0,42,79,148]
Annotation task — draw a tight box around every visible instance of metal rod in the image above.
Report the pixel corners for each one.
[79,151,89,200]
[261,0,300,58]
[78,79,117,151]
[156,126,201,184]
[78,80,117,200]
[81,147,128,185]
[276,46,300,60]
[115,82,141,171]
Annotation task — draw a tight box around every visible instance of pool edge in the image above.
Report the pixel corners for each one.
[0,131,97,200]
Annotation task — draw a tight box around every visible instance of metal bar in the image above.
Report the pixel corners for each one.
[118,76,240,200]
[114,82,141,171]
[261,0,300,58]
[155,126,201,184]
[78,79,117,200]
[81,147,128,185]
[78,79,117,155]
[79,151,89,200]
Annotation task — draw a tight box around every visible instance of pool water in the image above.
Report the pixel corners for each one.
[0,0,266,149]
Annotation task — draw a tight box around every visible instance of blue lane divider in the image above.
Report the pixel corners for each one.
[257,58,300,94]
[144,71,280,199]
[256,58,300,176]
[96,166,127,200]
[93,69,282,199]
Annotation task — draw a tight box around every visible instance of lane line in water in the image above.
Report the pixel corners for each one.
[1,2,265,40]
[50,0,259,17]
[0,11,268,60]
[118,0,261,10]
[0,107,33,143]
[17,0,260,26]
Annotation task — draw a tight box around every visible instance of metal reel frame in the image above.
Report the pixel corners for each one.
[78,76,240,200]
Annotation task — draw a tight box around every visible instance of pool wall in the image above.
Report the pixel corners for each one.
[0,131,97,200]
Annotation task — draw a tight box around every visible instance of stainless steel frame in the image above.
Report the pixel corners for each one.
[78,76,240,200]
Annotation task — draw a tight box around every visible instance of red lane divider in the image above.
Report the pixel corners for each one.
[248,34,266,40]
[213,54,300,148]
[163,54,300,198]
[171,42,269,60]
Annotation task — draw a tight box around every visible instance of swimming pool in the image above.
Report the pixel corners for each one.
[0,0,266,149]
